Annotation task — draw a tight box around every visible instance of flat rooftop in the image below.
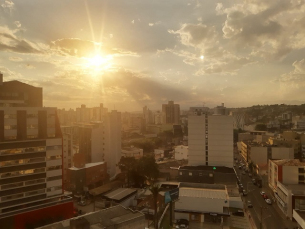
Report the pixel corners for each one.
[179,165,234,173]
[69,161,105,170]
[272,159,305,166]
[37,205,144,229]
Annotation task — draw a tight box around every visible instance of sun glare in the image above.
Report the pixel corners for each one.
[84,54,113,72]
[89,55,106,67]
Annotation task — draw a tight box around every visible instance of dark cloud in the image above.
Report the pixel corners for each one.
[0,26,42,53]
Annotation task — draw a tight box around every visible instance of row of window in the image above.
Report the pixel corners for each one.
[0,165,62,178]
[0,147,46,156]
[0,157,46,167]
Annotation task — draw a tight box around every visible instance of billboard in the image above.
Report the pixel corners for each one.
[164,188,179,204]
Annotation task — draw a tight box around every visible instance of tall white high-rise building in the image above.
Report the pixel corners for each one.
[188,108,233,167]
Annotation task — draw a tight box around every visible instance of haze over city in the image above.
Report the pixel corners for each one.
[1,0,305,111]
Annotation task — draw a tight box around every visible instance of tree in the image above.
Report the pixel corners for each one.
[255,123,267,131]
[149,184,161,229]
[117,157,137,187]
[137,155,159,184]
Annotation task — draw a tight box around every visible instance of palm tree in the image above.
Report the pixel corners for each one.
[149,184,161,229]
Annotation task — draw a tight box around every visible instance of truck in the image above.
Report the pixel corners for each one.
[252,177,262,187]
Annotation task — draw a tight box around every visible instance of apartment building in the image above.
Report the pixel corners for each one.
[188,108,233,167]
[76,110,121,178]
[162,101,180,124]
[0,74,73,229]
[268,159,305,220]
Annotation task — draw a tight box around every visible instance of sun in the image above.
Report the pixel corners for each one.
[88,55,106,67]
[84,54,113,72]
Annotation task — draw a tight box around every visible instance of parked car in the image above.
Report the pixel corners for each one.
[243,190,247,196]
[247,201,253,208]
[260,191,265,196]
[263,194,268,199]
[78,200,86,206]
[265,199,272,205]
[176,219,189,229]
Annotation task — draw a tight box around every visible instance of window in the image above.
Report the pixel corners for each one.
[299,168,305,173]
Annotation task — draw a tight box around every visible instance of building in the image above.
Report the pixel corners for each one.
[66,161,108,194]
[61,126,74,189]
[188,108,233,167]
[121,147,143,159]
[76,110,121,178]
[269,159,305,191]
[177,166,236,184]
[174,145,188,160]
[103,188,138,208]
[175,183,230,223]
[162,101,180,124]
[0,74,73,229]
[36,205,146,229]
[241,141,294,174]
[75,103,108,123]
[0,73,42,107]
[213,103,226,115]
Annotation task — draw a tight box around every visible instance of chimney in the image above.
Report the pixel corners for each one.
[0,72,3,85]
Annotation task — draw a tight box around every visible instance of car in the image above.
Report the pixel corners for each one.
[78,200,86,206]
[260,191,265,196]
[248,173,252,177]
[243,190,247,196]
[176,219,189,229]
[247,201,253,208]
[263,194,268,199]
[265,199,272,205]
[239,166,242,169]
[242,171,246,175]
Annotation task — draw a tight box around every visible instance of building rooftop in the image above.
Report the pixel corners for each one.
[37,205,144,229]
[271,159,305,166]
[69,161,105,170]
[179,186,227,200]
[103,188,137,202]
[179,165,235,174]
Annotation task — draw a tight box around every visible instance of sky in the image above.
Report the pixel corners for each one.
[1,0,305,111]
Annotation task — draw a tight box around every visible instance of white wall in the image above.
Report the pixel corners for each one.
[174,145,188,160]
[175,196,228,214]
[272,147,294,160]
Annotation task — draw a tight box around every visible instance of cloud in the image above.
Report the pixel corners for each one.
[51,38,137,58]
[0,26,42,54]
[169,23,218,51]
[274,59,305,98]
[196,56,255,75]
[220,0,305,60]
[9,56,23,62]
[1,0,14,11]
[14,21,21,28]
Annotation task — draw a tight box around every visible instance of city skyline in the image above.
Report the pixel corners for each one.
[1,0,305,111]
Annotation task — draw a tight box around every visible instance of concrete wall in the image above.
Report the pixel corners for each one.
[174,145,188,160]
[229,197,243,209]
[250,147,268,165]
[283,166,299,184]
[175,196,228,214]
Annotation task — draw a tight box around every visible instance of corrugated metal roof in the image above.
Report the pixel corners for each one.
[179,187,227,199]
[104,188,137,201]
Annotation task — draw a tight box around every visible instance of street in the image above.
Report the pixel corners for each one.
[235,154,298,229]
